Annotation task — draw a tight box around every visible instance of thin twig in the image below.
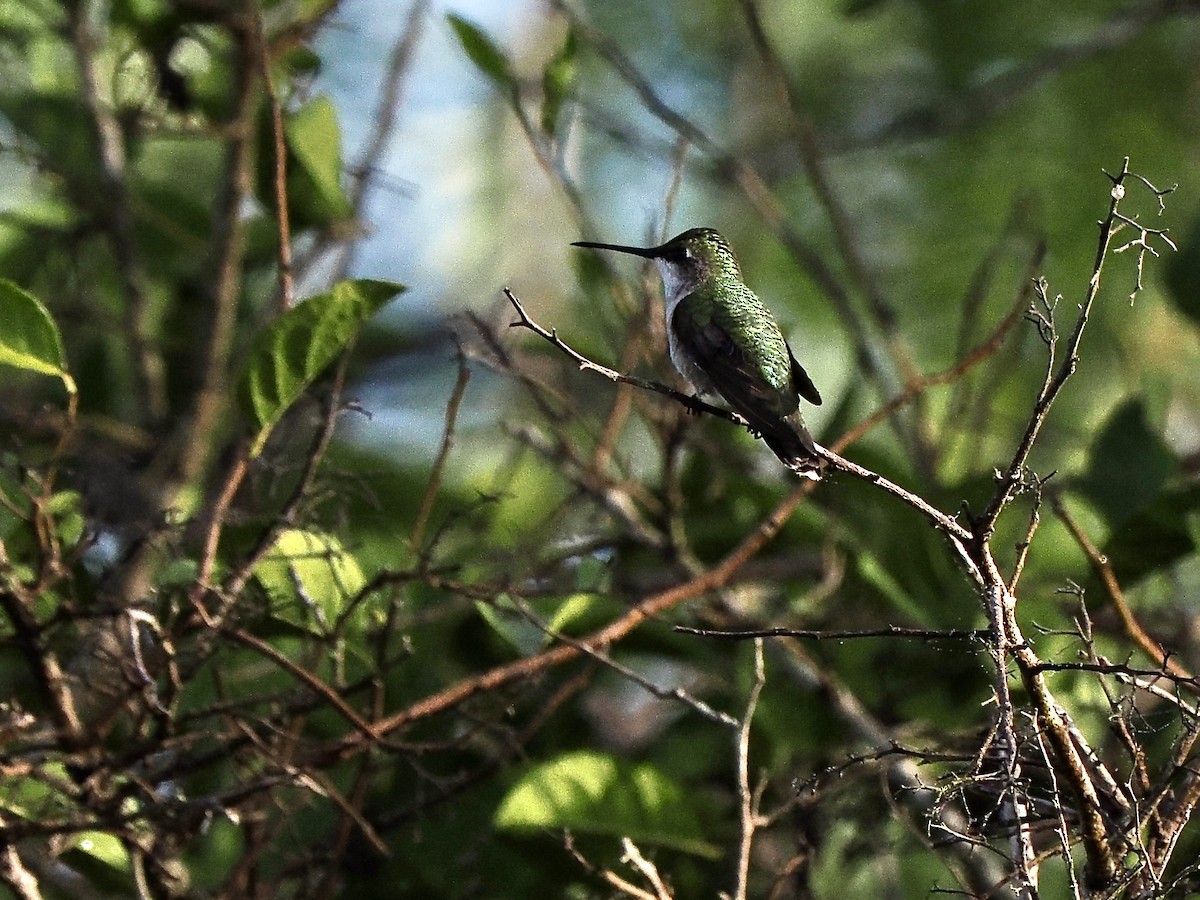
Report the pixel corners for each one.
[1052,493,1191,683]
[221,353,353,603]
[332,0,431,282]
[677,625,988,642]
[507,595,738,728]
[816,445,974,546]
[411,350,471,551]
[222,627,382,743]
[0,841,41,900]
[505,287,739,422]
[1007,472,1049,595]
[253,7,294,311]
[621,839,673,900]
[977,158,1174,543]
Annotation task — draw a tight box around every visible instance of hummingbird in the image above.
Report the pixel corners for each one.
[573,227,823,479]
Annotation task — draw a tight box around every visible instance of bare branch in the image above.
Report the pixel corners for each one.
[504,287,739,423]
[0,840,42,900]
[411,349,471,552]
[620,839,674,900]
[677,624,988,642]
[731,640,767,900]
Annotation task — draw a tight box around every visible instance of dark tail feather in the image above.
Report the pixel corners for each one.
[759,412,823,481]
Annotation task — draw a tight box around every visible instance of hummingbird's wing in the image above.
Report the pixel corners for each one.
[671,297,802,424]
[788,347,822,406]
[673,295,822,472]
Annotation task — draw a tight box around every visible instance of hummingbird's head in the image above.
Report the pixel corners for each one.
[572,227,741,305]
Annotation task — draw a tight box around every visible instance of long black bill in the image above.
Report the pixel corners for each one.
[571,240,659,258]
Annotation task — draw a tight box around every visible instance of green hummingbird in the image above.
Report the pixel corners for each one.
[573,227,823,479]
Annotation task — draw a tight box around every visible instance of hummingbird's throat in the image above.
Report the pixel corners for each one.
[654,259,699,313]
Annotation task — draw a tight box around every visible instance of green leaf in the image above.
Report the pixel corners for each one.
[69,831,131,870]
[285,94,352,221]
[447,14,515,93]
[476,593,544,656]
[545,592,601,635]
[1164,207,1200,327]
[255,528,367,631]
[4,94,99,182]
[293,0,339,25]
[46,489,84,548]
[0,765,73,819]
[1100,484,1200,588]
[476,592,604,656]
[495,750,719,858]
[60,830,133,893]
[240,279,404,456]
[541,30,577,136]
[0,279,75,394]
[1074,398,1176,526]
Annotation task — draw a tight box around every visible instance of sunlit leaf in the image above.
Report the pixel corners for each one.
[0,0,64,33]
[70,831,131,869]
[46,489,84,548]
[545,592,603,635]
[240,279,404,456]
[0,279,75,394]
[495,750,719,858]
[255,528,367,630]
[285,94,352,221]
[60,830,133,893]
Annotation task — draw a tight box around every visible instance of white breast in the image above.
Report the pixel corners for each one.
[654,259,713,395]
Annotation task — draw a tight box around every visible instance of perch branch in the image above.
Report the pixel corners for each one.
[503,288,976,552]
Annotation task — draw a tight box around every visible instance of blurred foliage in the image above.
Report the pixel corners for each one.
[0,0,1199,897]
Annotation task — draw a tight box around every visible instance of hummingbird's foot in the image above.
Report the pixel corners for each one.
[684,395,705,416]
